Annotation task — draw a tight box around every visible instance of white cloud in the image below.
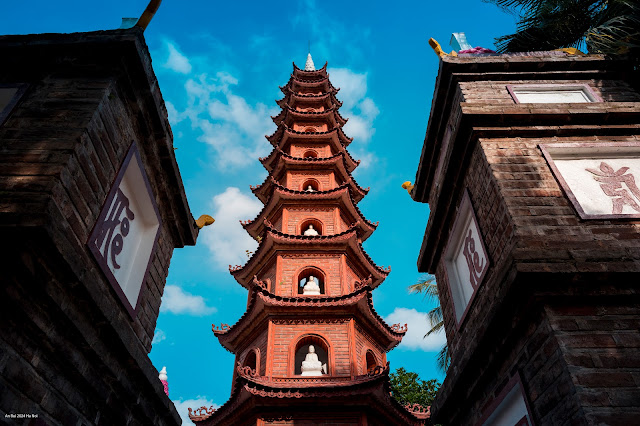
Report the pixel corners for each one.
[164,42,192,74]
[329,68,379,144]
[161,285,216,316]
[201,187,262,270]
[152,329,166,345]
[385,308,447,351]
[172,396,219,426]
[176,72,276,170]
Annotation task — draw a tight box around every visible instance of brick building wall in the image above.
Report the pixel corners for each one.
[0,29,196,425]
[412,53,640,425]
[270,320,351,376]
[290,143,331,158]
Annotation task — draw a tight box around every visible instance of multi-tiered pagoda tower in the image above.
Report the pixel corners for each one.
[189,55,429,425]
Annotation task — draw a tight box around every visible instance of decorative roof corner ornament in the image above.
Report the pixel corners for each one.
[195,214,215,229]
[429,38,458,58]
[305,53,316,71]
[401,181,414,195]
[450,32,472,52]
[554,47,586,56]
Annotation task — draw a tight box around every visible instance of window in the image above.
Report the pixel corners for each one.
[478,375,534,426]
[0,84,28,126]
[294,335,329,376]
[365,350,377,373]
[507,84,601,104]
[243,349,258,373]
[444,190,489,325]
[300,218,323,236]
[297,267,325,295]
[301,179,320,192]
[87,143,161,318]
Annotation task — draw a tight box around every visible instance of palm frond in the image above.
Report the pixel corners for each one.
[436,345,451,374]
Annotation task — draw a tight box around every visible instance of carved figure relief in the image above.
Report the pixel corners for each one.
[540,143,640,219]
[586,161,640,214]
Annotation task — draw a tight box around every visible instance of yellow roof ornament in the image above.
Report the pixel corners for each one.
[401,181,414,195]
[195,214,215,229]
[553,47,586,56]
[429,38,458,58]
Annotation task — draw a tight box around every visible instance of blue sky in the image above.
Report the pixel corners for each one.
[2,1,517,423]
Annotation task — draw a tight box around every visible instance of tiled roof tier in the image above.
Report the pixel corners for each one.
[279,75,337,95]
[292,60,328,78]
[276,88,342,109]
[188,363,428,425]
[266,123,353,148]
[212,283,405,353]
[241,184,378,241]
[260,146,359,174]
[271,106,348,128]
[228,226,389,288]
[250,161,369,204]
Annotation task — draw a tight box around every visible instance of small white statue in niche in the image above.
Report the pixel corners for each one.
[300,345,327,376]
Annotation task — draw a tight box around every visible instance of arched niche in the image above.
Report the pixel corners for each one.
[365,350,377,373]
[303,150,318,158]
[296,267,325,295]
[301,178,320,192]
[243,348,259,374]
[303,126,318,133]
[299,218,323,236]
[293,334,330,376]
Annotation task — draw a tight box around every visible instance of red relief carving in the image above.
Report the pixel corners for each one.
[404,403,431,415]
[212,323,231,333]
[236,362,257,378]
[272,318,350,325]
[391,323,408,333]
[586,161,640,214]
[462,229,486,289]
[188,405,217,421]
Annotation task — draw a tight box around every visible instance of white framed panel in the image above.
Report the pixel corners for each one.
[540,142,640,219]
[444,190,490,325]
[88,143,161,317]
[507,84,601,104]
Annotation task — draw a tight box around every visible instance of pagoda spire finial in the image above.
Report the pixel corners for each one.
[305,47,315,71]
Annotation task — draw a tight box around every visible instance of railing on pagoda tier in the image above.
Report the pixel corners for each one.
[236,362,390,386]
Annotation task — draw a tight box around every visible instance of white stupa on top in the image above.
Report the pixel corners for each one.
[305,53,315,71]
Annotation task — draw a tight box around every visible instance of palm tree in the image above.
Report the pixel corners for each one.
[485,0,640,58]
[409,275,450,373]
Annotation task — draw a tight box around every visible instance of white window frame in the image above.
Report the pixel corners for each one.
[507,84,602,104]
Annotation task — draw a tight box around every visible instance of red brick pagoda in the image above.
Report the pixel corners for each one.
[189,55,429,425]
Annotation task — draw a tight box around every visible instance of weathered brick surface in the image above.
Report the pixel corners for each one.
[288,170,334,191]
[271,321,351,376]
[290,143,331,158]
[285,207,338,235]
[277,254,343,296]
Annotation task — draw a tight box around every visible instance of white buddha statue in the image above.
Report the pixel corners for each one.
[300,345,326,376]
[302,276,321,295]
[306,185,315,192]
[303,224,319,236]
